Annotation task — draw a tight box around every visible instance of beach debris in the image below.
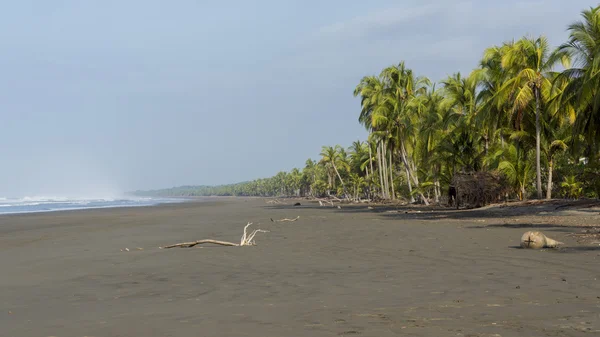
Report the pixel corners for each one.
[337,205,342,209]
[266,199,282,204]
[270,216,300,223]
[317,199,335,207]
[520,231,564,249]
[293,202,301,206]
[120,248,130,252]
[160,222,269,249]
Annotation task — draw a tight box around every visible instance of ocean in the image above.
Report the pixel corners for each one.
[0,196,183,215]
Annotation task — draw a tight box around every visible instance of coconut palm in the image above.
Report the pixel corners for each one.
[490,142,534,200]
[354,75,391,199]
[497,36,569,198]
[319,145,349,197]
[557,6,600,154]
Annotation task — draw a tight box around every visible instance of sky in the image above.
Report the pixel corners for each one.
[0,0,595,197]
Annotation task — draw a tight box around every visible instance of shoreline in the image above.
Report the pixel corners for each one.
[0,196,195,217]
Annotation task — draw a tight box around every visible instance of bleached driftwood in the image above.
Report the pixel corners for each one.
[266,199,282,204]
[317,199,335,207]
[270,216,300,223]
[160,222,268,249]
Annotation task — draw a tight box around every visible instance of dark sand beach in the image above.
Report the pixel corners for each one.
[1,198,599,337]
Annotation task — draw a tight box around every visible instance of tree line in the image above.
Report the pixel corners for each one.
[138,6,600,203]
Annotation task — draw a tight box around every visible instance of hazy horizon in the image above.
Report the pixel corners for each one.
[0,0,593,198]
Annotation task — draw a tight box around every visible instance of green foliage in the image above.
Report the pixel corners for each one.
[561,175,583,199]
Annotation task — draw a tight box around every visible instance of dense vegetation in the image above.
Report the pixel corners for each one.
[138,6,600,203]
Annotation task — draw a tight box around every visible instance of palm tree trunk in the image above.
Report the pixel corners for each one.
[377,143,385,199]
[535,88,543,199]
[381,142,389,199]
[546,157,553,199]
[436,165,442,204]
[331,163,348,197]
[403,161,415,203]
[389,148,395,200]
[368,144,374,179]
[400,140,429,205]
[399,143,415,203]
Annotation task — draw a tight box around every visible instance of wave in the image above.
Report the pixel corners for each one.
[0,202,42,207]
[0,196,184,215]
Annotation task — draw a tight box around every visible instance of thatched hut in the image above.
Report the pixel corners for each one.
[450,171,509,209]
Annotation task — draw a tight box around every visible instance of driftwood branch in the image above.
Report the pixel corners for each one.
[240,222,269,245]
[266,199,282,204]
[161,239,239,249]
[270,216,300,223]
[160,222,268,249]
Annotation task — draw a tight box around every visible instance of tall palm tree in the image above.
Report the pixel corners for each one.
[557,5,600,154]
[414,86,445,202]
[355,75,390,199]
[498,36,569,198]
[383,63,430,202]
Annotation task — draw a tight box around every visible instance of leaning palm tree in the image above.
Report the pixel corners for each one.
[497,36,570,198]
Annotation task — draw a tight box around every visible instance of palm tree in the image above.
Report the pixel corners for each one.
[488,141,534,200]
[349,140,371,177]
[319,145,349,197]
[440,72,485,172]
[361,62,431,203]
[557,6,600,155]
[498,36,569,198]
[543,72,576,199]
[412,85,445,202]
[382,62,431,203]
[355,75,390,199]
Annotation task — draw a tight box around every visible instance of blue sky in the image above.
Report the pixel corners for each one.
[0,0,594,197]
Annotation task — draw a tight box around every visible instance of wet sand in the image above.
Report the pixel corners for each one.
[1,198,599,337]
